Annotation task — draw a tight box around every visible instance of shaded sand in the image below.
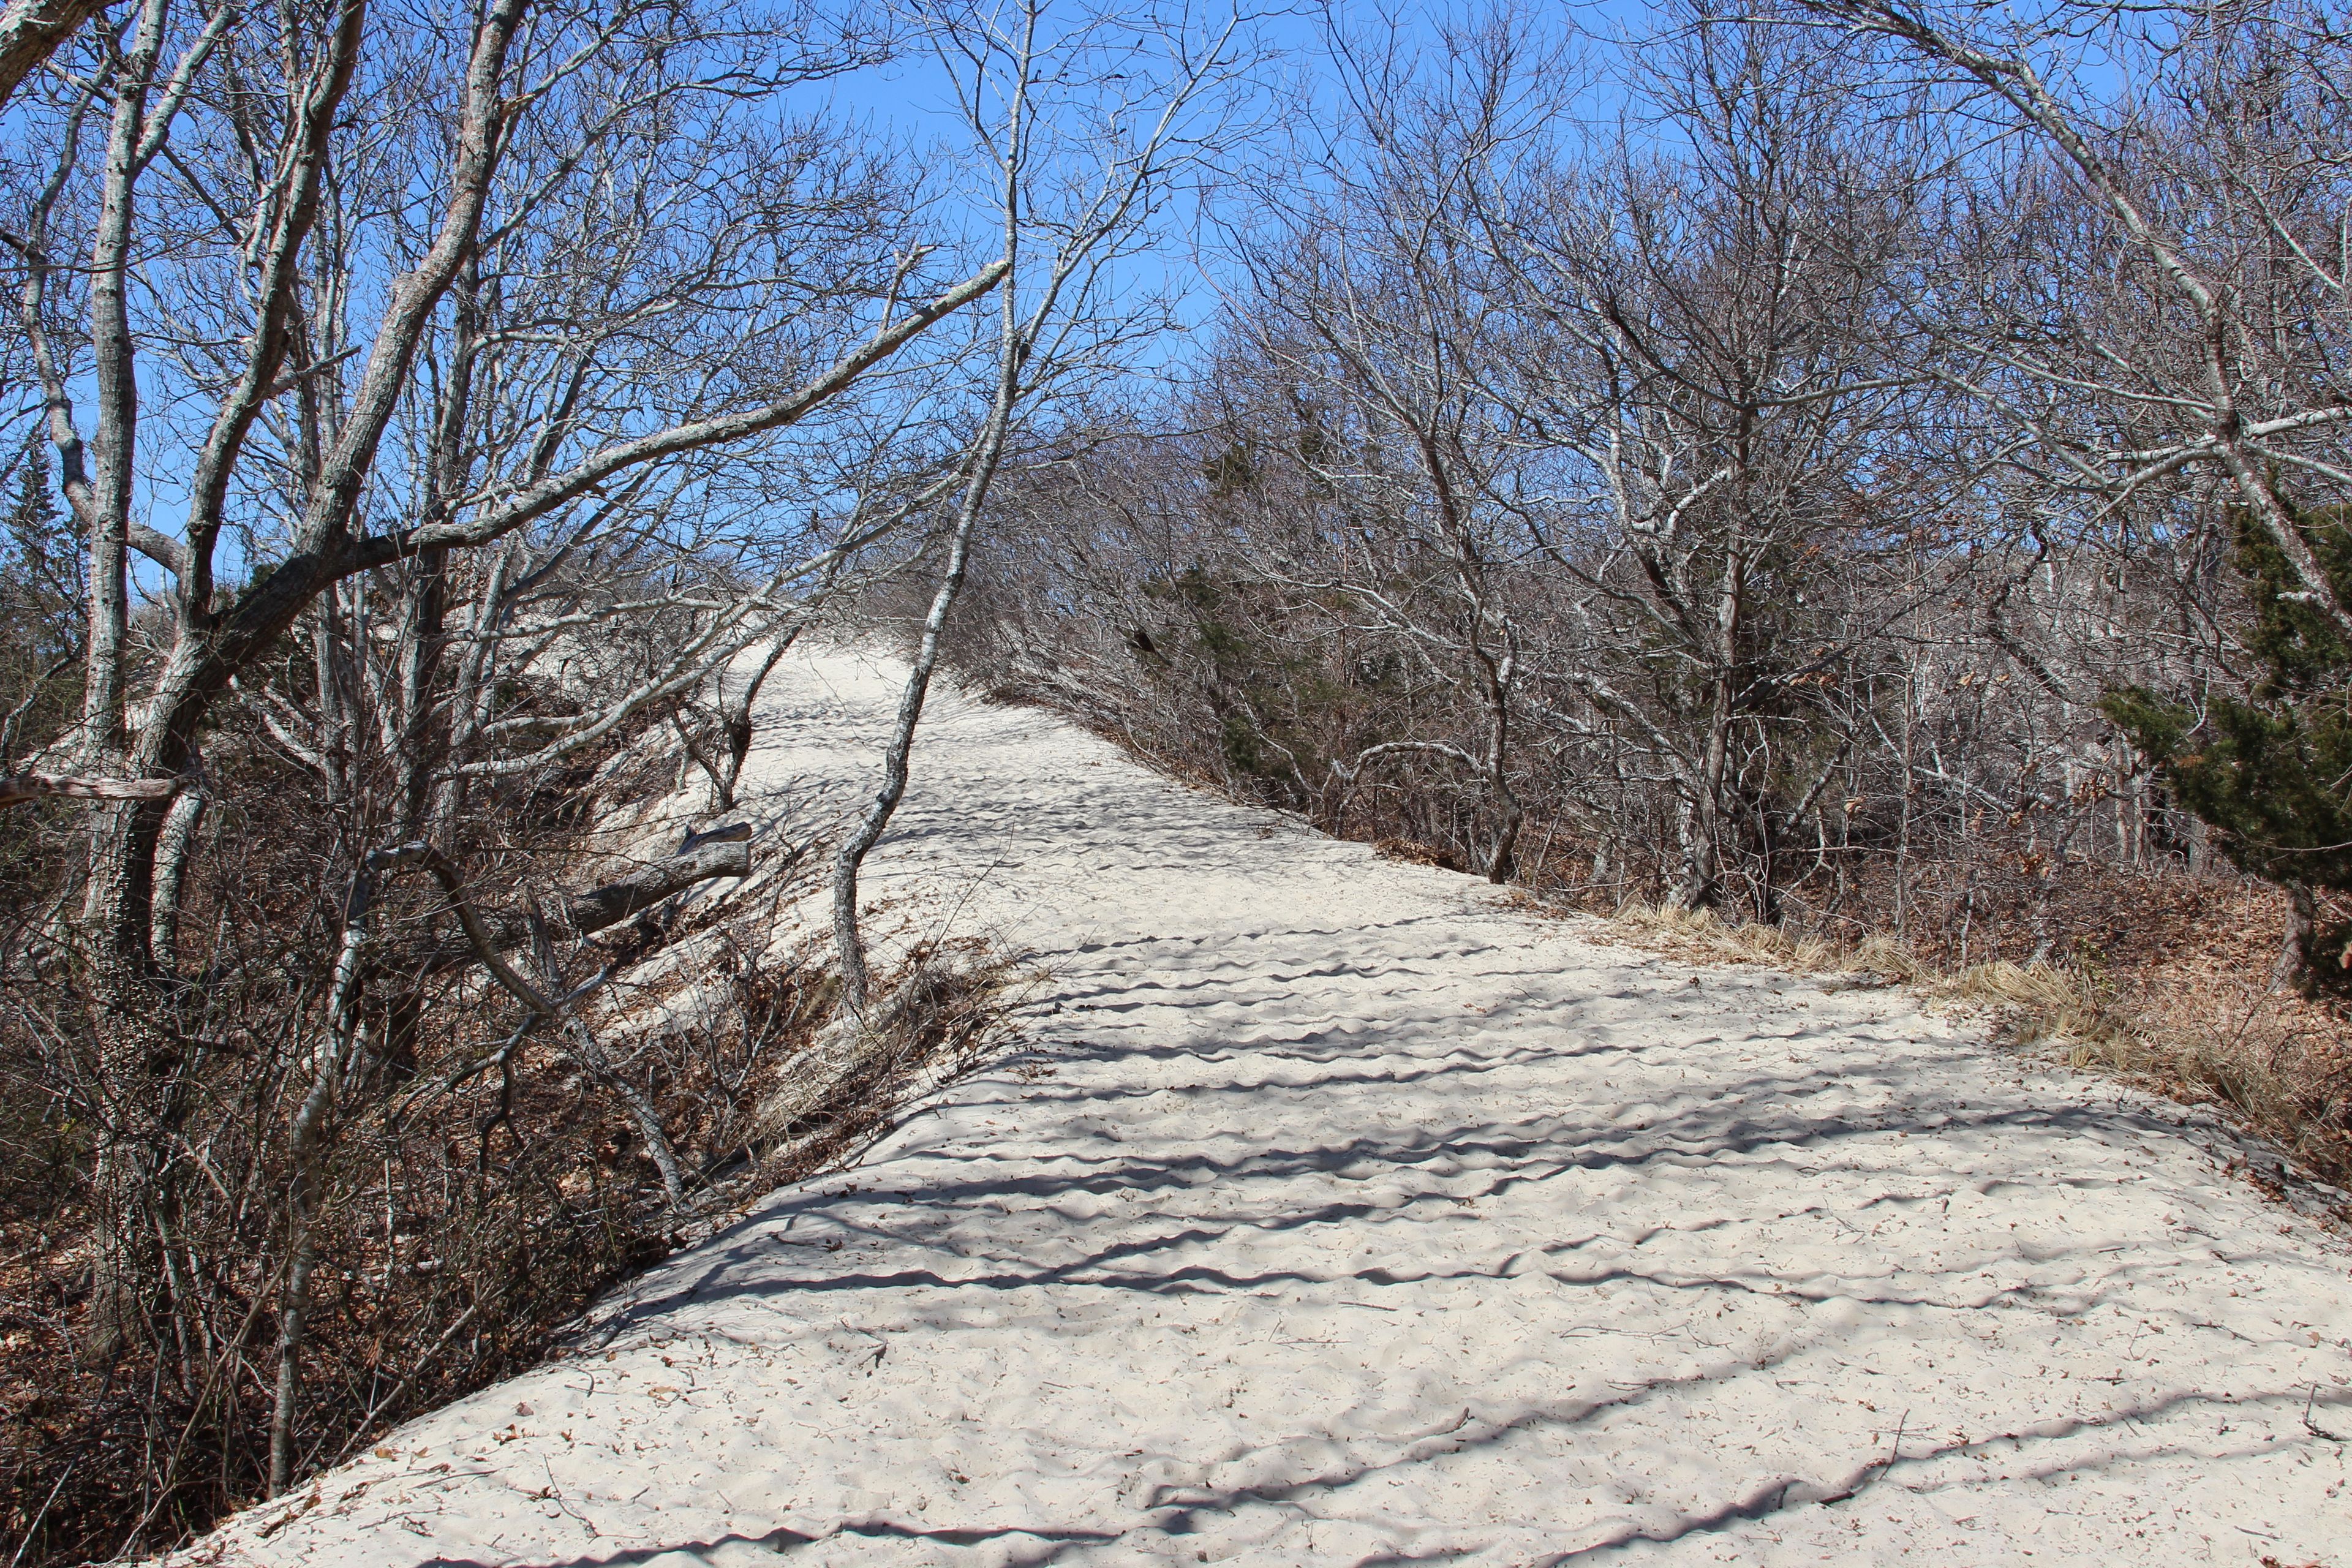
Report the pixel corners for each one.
[182,648,2352,1566]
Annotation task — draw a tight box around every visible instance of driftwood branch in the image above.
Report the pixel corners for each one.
[409,830,753,976]
[0,771,178,809]
[564,833,752,937]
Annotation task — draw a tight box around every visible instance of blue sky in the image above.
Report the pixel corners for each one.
[802,1,1626,368]
[9,0,2151,585]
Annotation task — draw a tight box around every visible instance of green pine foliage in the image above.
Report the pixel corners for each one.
[2103,503,2352,971]
[0,434,85,909]
[1,434,83,764]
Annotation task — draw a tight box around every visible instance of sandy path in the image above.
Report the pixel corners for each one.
[189,648,2352,1567]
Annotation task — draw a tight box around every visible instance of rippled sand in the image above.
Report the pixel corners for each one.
[181,647,2352,1566]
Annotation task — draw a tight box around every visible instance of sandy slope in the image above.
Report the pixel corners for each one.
[183,647,2352,1567]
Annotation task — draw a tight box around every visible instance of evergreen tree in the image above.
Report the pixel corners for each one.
[2104,502,2352,993]
[0,432,83,768]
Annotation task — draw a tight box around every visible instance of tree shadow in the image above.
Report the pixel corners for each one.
[408,914,2331,1566]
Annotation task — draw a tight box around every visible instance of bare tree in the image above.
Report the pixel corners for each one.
[1488,10,1970,907]
[951,1,2215,953]
[830,0,1257,1010]
[1799,0,2352,626]
[1223,17,1554,881]
[0,0,1012,1545]
[4,0,1003,1349]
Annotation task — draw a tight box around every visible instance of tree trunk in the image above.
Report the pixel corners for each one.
[831,222,1025,1014]
[1480,674,1521,884]
[1673,561,1746,912]
[270,850,385,1494]
[81,792,170,1359]
[148,786,203,969]
[829,503,994,1014]
[1673,684,1734,911]
[717,633,795,813]
[2277,881,2320,998]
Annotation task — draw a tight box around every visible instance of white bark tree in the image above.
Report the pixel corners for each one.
[1798,0,2352,627]
[829,0,1259,1010]
[2,0,1004,1447]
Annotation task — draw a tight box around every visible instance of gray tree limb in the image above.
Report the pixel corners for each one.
[0,0,111,110]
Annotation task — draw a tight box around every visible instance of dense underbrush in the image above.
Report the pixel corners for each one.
[0,704,1016,1567]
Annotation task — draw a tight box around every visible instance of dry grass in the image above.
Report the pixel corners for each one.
[1597,900,2352,1203]
[751,942,1031,1190]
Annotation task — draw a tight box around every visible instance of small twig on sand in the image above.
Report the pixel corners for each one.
[540,1457,600,1536]
[1817,1408,1908,1506]
[2304,1383,2344,1442]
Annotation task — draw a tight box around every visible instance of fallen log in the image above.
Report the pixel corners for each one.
[410,831,754,976]
[0,772,178,809]
[562,834,753,937]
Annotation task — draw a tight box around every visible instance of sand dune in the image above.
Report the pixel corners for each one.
[181,647,2352,1566]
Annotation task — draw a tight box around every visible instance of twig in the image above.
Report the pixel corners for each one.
[1815,1408,1907,1506]
[2305,1383,2344,1442]
[326,1303,483,1467]
[7,1458,74,1568]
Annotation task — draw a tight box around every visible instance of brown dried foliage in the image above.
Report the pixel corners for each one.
[0,712,1016,1565]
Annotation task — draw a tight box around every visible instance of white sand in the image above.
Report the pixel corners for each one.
[183,647,2352,1566]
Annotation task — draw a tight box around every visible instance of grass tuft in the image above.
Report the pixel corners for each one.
[1597,900,2352,1202]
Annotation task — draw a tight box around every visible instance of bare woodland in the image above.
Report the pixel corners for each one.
[1,0,2349,1561]
[956,6,2352,1116]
